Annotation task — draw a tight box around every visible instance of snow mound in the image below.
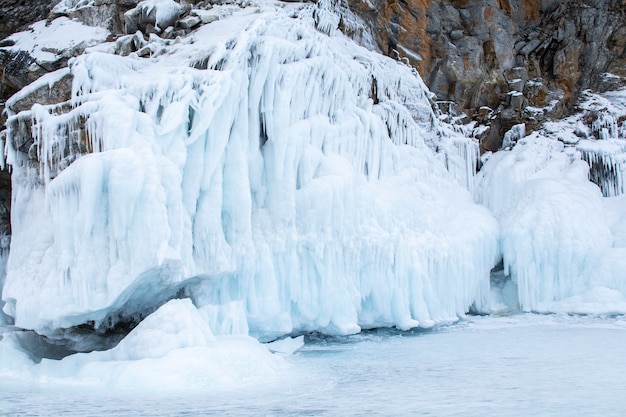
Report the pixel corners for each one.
[0,299,286,390]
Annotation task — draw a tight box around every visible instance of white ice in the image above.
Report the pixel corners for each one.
[3,0,626,390]
[2,314,626,415]
[128,0,182,31]
[0,299,286,390]
[477,133,626,312]
[2,1,498,340]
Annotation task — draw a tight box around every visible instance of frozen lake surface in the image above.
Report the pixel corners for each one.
[2,313,626,416]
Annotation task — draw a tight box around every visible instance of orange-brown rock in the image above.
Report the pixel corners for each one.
[348,0,626,150]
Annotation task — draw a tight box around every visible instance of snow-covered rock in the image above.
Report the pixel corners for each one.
[124,0,182,34]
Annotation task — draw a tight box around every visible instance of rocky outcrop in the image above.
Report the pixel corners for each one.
[349,0,626,151]
[0,0,58,40]
[49,0,141,34]
[0,0,249,194]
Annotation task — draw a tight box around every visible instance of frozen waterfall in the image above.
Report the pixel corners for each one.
[1,1,498,345]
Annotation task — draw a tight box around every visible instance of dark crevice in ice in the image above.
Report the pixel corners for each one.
[8,267,231,362]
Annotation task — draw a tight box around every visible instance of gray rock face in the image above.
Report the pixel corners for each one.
[348,0,626,151]
[0,0,58,41]
[50,0,141,35]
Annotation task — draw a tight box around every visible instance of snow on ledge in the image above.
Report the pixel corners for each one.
[2,17,109,64]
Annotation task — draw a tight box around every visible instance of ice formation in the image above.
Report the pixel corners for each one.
[125,0,182,32]
[578,140,626,197]
[476,134,626,312]
[574,90,626,197]
[0,299,287,389]
[3,0,626,387]
[1,0,498,349]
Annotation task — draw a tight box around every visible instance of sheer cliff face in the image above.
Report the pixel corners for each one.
[349,0,626,151]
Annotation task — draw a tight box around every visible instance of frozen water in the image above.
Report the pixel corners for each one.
[2,314,626,416]
[126,0,182,31]
[2,0,497,341]
[578,140,626,197]
[476,134,626,312]
[2,0,626,391]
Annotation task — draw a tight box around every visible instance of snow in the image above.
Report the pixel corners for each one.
[501,123,525,150]
[578,140,626,196]
[557,89,626,196]
[0,299,287,390]
[2,1,497,343]
[128,0,182,31]
[1,17,108,64]
[52,0,95,14]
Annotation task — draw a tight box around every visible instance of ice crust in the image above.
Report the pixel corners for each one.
[2,2,498,339]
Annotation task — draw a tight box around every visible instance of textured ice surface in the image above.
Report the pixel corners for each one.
[477,134,626,312]
[2,1,497,339]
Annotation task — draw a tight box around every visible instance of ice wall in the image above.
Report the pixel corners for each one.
[476,134,626,312]
[2,2,498,340]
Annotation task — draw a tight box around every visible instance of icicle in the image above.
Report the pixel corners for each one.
[2,3,499,337]
[578,142,626,197]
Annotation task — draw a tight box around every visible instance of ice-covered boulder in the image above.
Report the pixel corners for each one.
[124,0,182,34]
[0,17,108,99]
[1,0,497,347]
